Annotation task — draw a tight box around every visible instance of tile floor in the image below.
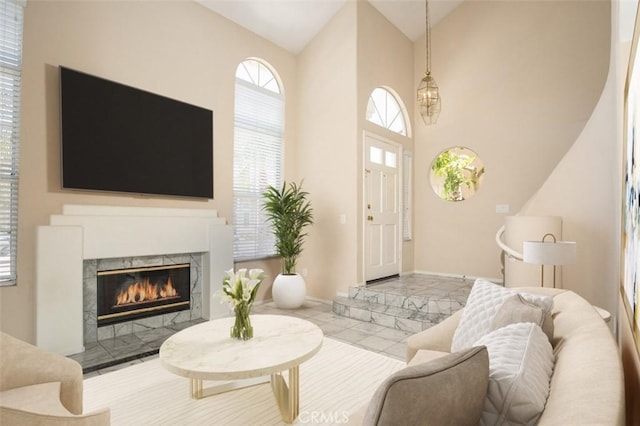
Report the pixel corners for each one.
[78,274,473,378]
[81,299,411,379]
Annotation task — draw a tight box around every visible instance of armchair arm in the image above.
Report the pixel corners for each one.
[406,309,463,362]
[1,381,110,425]
[0,405,110,426]
[0,332,84,414]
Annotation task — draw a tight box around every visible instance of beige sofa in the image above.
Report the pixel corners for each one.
[406,287,625,425]
[0,332,110,425]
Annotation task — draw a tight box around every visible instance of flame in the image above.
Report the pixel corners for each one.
[115,277,179,305]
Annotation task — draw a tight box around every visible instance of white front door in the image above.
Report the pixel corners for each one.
[364,133,401,282]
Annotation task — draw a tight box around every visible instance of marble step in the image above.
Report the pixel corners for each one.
[347,285,467,318]
[332,296,449,334]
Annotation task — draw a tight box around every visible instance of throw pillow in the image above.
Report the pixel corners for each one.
[363,346,489,426]
[491,294,554,342]
[475,322,555,426]
[451,279,553,352]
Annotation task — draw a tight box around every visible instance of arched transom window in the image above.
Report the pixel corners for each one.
[366,87,408,136]
[235,59,280,93]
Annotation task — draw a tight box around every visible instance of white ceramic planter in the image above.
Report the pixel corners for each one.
[272,273,306,309]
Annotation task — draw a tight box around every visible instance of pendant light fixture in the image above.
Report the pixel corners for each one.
[417,0,441,125]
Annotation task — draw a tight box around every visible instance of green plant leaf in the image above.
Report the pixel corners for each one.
[262,181,314,274]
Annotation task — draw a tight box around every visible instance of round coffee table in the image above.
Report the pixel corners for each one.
[159,314,323,423]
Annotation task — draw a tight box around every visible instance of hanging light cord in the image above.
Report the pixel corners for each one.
[425,0,431,75]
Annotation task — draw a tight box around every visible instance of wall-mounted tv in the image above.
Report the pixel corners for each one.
[60,66,213,199]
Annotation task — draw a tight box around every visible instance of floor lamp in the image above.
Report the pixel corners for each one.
[522,233,576,288]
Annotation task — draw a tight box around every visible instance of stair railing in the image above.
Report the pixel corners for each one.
[495,225,524,261]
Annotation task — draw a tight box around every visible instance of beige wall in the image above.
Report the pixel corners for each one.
[1,0,297,342]
[519,0,640,414]
[295,2,358,300]
[1,0,623,359]
[356,1,415,280]
[520,57,617,312]
[412,0,610,280]
[295,0,416,301]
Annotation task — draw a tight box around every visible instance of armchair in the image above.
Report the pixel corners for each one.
[0,332,110,425]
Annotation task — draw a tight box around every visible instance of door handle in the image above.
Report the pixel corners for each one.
[367,215,374,221]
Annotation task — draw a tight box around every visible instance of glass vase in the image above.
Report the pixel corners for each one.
[230,302,253,340]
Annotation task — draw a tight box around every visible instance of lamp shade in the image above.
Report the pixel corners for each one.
[522,240,576,265]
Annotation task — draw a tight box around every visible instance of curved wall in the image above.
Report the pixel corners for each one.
[413,0,611,280]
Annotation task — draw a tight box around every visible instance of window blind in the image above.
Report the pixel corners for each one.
[0,0,24,286]
[403,152,412,241]
[233,78,284,261]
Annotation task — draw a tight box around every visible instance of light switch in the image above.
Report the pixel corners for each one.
[496,204,510,214]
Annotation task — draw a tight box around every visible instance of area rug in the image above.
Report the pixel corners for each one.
[83,337,404,425]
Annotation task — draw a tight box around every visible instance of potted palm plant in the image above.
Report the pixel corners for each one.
[262,181,314,308]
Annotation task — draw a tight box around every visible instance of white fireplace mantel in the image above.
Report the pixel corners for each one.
[36,205,233,355]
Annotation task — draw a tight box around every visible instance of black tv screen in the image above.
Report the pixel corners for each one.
[60,67,213,199]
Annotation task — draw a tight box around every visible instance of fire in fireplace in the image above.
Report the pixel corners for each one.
[97,264,190,326]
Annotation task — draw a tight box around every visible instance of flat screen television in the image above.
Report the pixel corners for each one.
[60,66,213,199]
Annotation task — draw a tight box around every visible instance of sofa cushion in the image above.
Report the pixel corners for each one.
[475,322,554,425]
[363,346,489,426]
[451,279,553,352]
[490,294,554,341]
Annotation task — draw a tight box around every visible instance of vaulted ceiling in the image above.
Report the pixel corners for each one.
[196,0,463,53]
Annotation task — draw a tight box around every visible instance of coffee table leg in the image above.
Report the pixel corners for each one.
[270,366,299,424]
[191,379,204,399]
[189,376,270,400]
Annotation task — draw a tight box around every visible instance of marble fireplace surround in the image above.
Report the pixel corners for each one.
[35,205,233,356]
[83,252,203,344]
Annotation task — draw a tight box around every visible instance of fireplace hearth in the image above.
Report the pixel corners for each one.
[97,264,190,326]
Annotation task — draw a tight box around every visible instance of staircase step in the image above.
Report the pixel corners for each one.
[332,296,449,334]
[347,285,466,317]
[332,275,474,332]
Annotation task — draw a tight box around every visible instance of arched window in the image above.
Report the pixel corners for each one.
[233,59,284,260]
[366,87,408,136]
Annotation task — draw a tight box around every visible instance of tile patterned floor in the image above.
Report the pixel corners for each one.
[70,320,206,377]
[78,274,471,378]
[334,274,473,332]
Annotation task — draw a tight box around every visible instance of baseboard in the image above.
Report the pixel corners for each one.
[412,270,503,284]
[304,295,333,305]
[255,296,334,305]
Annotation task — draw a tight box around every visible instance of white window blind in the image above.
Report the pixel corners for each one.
[0,0,24,286]
[233,62,283,261]
[403,151,412,241]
